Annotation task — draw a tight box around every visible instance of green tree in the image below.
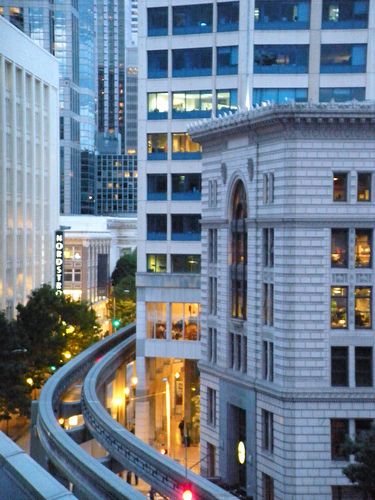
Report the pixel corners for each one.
[0,313,30,420]
[110,250,137,328]
[343,425,375,499]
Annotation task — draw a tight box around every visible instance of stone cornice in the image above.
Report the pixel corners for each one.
[189,101,375,144]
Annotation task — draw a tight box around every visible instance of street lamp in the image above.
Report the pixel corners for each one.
[162,377,171,456]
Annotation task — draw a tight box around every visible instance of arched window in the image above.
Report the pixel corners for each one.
[231,181,247,319]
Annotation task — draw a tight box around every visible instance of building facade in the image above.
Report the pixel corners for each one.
[191,102,375,499]
[0,17,59,316]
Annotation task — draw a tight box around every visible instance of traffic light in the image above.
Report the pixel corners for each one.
[112,318,121,329]
[181,487,193,500]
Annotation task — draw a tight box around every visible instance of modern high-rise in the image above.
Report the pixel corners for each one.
[136,0,375,485]
[0,17,59,316]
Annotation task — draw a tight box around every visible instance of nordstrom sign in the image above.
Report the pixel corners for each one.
[55,231,64,295]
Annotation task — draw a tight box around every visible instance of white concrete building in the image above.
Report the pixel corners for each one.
[136,0,375,479]
[0,17,59,317]
[191,101,375,499]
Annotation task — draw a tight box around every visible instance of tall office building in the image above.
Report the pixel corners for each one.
[136,0,375,483]
[0,17,59,315]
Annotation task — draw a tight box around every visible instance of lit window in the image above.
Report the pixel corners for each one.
[147,133,167,160]
[331,286,348,329]
[216,89,238,116]
[146,302,167,339]
[331,229,348,268]
[147,254,166,273]
[231,182,247,319]
[321,44,367,73]
[172,91,212,119]
[333,173,347,201]
[171,303,200,340]
[357,172,371,201]
[172,133,201,159]
[355,287,372,329]
[147,92,168,119]
[355,229,372,268]
[322,0,369,29]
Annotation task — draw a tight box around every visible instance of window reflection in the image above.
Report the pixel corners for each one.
[355,287,372,329]
[331,286,348,328]
[331,229,348,268]
[216,89,238,116]
[355,229,372,268]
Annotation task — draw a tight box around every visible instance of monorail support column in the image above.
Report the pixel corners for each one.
[135,355,150,444]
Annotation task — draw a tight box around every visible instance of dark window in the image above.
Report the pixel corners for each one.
[147,214,167,240]
[355,229,372,268]
[253,88,308,105]
[172,133,201,159]
[254,45,309,73]
[172,174,201,200]
[217,46,238,75]
[355,347,373,387]
[9,6,24,30]
[231,182,247,320]
[333,173,347,201]
[319,87,366,102]
[97,254,108,294]
[172,90,212,119]
[331,229,348,268]
[262,473,275,500]
[263,228,274,267]
[173,4,212,35]
[255,1,310,29]
[331,419,349,460]
[217,1,239,32]
[322,0,369,29]
[172,48,212,77]
[147,254,167,272]
[207,387,216,426]
[355,419,373,439]
[209,229,218,264]
[262,410,274,453]
[263,340,274,382]
[148,50,168,78]
[357,172,371,202]
[171,214,201,241]
[148,7,168,36]
[331,347,349,387]
[147,92,168,119]
[331,286,348,329]
[208,327,217,363]
[147,133,167,160]
[147,174,167,200]
[171,254,201,273]
[209,277,217,315]
[320,44,367,73]
[216,89,238,116]
[263,283,274,326]
[355,287,372,329]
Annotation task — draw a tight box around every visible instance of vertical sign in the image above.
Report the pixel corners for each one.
[55,231,64,295]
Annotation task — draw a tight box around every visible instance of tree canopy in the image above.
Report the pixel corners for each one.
[109,250,137,328]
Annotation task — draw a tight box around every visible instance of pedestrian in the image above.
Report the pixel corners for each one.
[178,418,184,443]
[130,425,139,485]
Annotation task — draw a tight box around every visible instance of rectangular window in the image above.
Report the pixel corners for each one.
[147,92,168,119]
[319,87,366,102]
[263,284,274,326]
[331,347,349,387]
[147,133,167,160]
[147,254,167,273]
[355,347,373,387]
[208,327,217,363]
[331,286,348,329]
[172,133,201,160]
[9,6,24,30]
[263,228,274,267]
[255,1,310,30]
[171,303,200,340]
[171,255,201,273]
[331,229,348,268]
[147,174,167,200]
[231,279,247,319]
[217,46,238,75]
[172,174,201,200]
[263,340,274,382]
[147,50,168,78]
[147,214,167,240]
[172,48,212,77]
[172,91,212,119]
[355,229,372,268]
[216,89,238,116]
[331,419,349,460]
[253,88,308,105]
[357,172,371,202]
[322,0,369,29]
[146,302,167,339]
[333,172,348,202]
[209,229,218,264]
[217,1,239,32]
[171,214,201,241]
[262,410,274,453]
[207,388,217,426]
[209,277,218,315]
[173,4,212,35]
[242,336,247,374]
[320,44,367,73]
[355,287,372,329]
[254,45,309,73]
[229,332,235,368]
[148,7,168,36]
[355,419,373,439]
[262,473,275,500]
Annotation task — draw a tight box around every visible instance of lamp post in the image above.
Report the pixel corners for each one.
[162,377,171,455]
